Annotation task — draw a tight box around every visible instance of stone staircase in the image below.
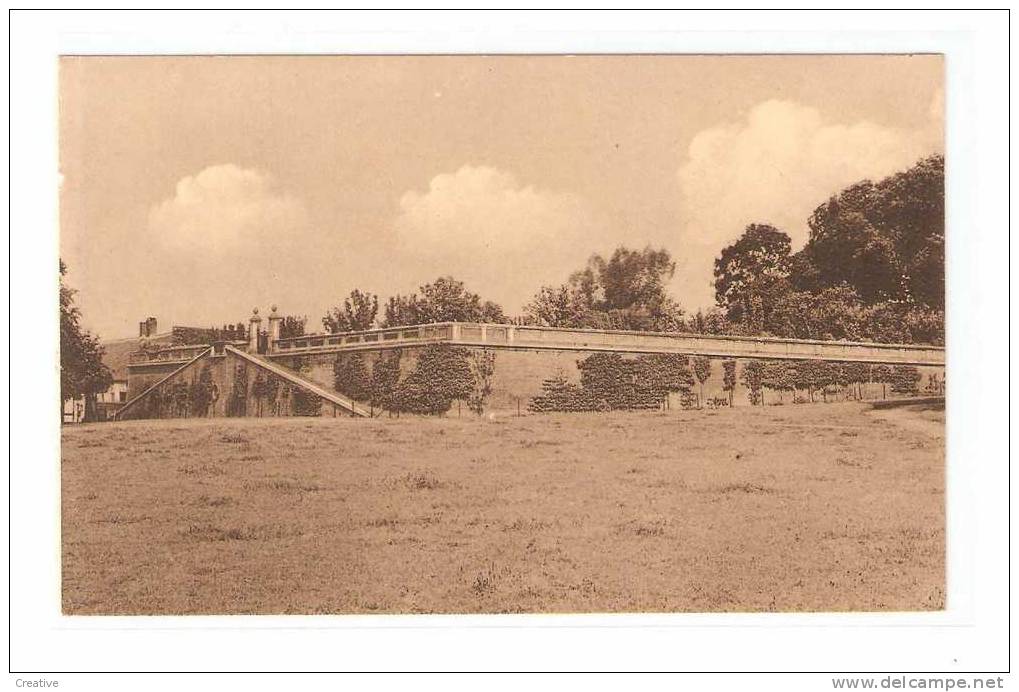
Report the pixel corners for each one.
[225,346,373,418]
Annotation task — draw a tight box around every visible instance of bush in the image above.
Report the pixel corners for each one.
[389,344,475,415]
[333,352,370,401]
[530,353,694,413]
[890,365,921,395]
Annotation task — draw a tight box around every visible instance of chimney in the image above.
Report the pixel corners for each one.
[138,316,158,337]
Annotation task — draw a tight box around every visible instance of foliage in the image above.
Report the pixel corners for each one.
[226,362,248,417]
[793,155,944,309]
[761,361,797,401]
[389,344,475,415]
[578,353,665,410]
[692,355,712,406]
[189,364,216,417]
[741,360,767,405]
[333,352,370,401]
[705,158,943,345]
[721,360,737,406]
[383,276,507,327]
[467,350,496,415]
[637,353,695,396]
[530,353,692,413]
[529,374,600,413]
[323,289,379,333]
[890,365,921,395]
[60,260,113,419]
[279,315,307,339]
[286,357,321,416]
[370,350,403,413]
[526,246,684,331]
[172,323,247,345]
[714,224,792,326]
[765,285,865,341]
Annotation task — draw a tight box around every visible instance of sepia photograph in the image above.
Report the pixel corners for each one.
[57,53,948,617]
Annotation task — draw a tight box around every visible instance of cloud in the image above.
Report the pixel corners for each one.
[393,165,600,312]
[675,98,943,309]
[148,164,308,253]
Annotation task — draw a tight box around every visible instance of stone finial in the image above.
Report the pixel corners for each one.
[271,304,278,314]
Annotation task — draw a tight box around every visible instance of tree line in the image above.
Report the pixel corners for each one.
[59,155,943,418]
[311,155,943,345]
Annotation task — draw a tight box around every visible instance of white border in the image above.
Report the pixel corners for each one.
[7,9,1011,679]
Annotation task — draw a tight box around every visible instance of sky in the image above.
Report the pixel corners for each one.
[59,55,943,340]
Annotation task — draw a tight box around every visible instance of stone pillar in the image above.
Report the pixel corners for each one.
[267,304,282,354]
[249,308,262,353]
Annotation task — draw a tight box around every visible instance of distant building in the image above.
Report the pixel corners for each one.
[63,317,179,423]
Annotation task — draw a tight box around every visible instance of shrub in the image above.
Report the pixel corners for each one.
[722,360,737,406]
[226,362,248,417]
[468,350,496,415]
[890,365,921,395]
[389,344,474,415]
[333,352,370,401]
[741,359,766,405]
[189,364,215,417]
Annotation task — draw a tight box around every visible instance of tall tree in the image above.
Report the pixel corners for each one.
[722,360,737,407]
[323,289,379,333]
[60,260,112,421]
[793,155,944,309]
[692,356,712,407]
[527,246,684,331]
[714,224,793,328]
[741,359,766,406]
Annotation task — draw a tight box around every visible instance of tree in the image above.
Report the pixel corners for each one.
[714,224,793,327]
[323,289,379,333]
[841,362,871,400]
[793,155,944,309]
[189,364,216,417]
[60,260,112,421]
[369,350,403,416]
[527,246,684,331]
[762,361,796,403]
[525,285,586,328]
[890,365,921,395]
[468,351,496,415]
[279,315,307,339]
[383,277,507,327]
[692,356,712,407]
[333,352,370,402]
[250,371,270,417]
[790,360,836,403]
[722,360,737,407]
[636,353,695,407]
[766,285,865,342]
[741,360,766,406]
[390,344,475,415]
[870,365,892,400]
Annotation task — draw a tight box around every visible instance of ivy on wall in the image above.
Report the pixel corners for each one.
[226,362,248,417]
[530,352,696,413]
[333,352,370,402]
[390,344,474,415]
[468,351,496,415]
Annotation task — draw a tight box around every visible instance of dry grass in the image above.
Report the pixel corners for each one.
[61,401,944,614]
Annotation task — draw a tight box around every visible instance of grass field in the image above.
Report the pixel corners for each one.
[61,401,944,614]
